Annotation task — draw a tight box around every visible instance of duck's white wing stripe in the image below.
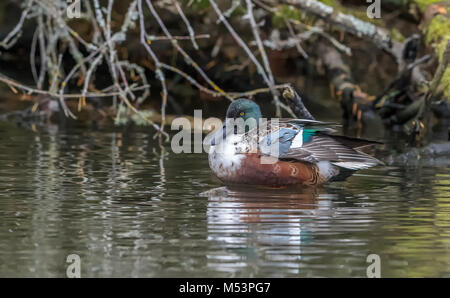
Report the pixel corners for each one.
[290,130,303,149]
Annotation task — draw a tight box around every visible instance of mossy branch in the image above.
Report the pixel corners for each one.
[429,39,450,97]
[279,0,392,50]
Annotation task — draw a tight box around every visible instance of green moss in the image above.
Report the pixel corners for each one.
[414,0,444,12]
[441,67,450,99]
[425,15,450,60]
[272,5,303,27]
[231,5,247,17]
[424,15,450,99]
[436,39,449,62]
[390,28,406,42]
[317,0,336,6]
[425,15,450,45]
[187,0,210,10]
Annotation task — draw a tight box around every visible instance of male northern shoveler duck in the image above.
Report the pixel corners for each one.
[208,98,383,186]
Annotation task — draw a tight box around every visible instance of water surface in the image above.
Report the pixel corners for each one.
[0,122,449,277]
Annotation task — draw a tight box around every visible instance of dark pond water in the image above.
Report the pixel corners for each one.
[0,120,449,277]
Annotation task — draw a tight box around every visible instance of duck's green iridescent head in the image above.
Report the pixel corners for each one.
[226,98,262,123]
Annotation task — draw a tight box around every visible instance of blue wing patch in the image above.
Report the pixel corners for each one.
[259,128,300,157]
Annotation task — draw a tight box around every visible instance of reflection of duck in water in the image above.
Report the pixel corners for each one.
[201,186,334,274]
[208,99,383,186]
[201,185,331,224]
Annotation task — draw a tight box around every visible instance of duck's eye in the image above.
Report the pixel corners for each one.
[240,112,245,116]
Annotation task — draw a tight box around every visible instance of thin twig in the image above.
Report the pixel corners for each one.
[0,72,149,99]
[245,0,282,116]
[173,0,199,50]
[145,0,231,100]
[209,0,285,115]
[0,0,35,49]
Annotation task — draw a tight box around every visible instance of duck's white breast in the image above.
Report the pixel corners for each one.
[208,134,246,179]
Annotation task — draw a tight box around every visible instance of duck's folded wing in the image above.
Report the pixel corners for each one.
[255,119,337,155]
[279,134,383,170]
[257,127,299,157]
[278,119,338,134]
